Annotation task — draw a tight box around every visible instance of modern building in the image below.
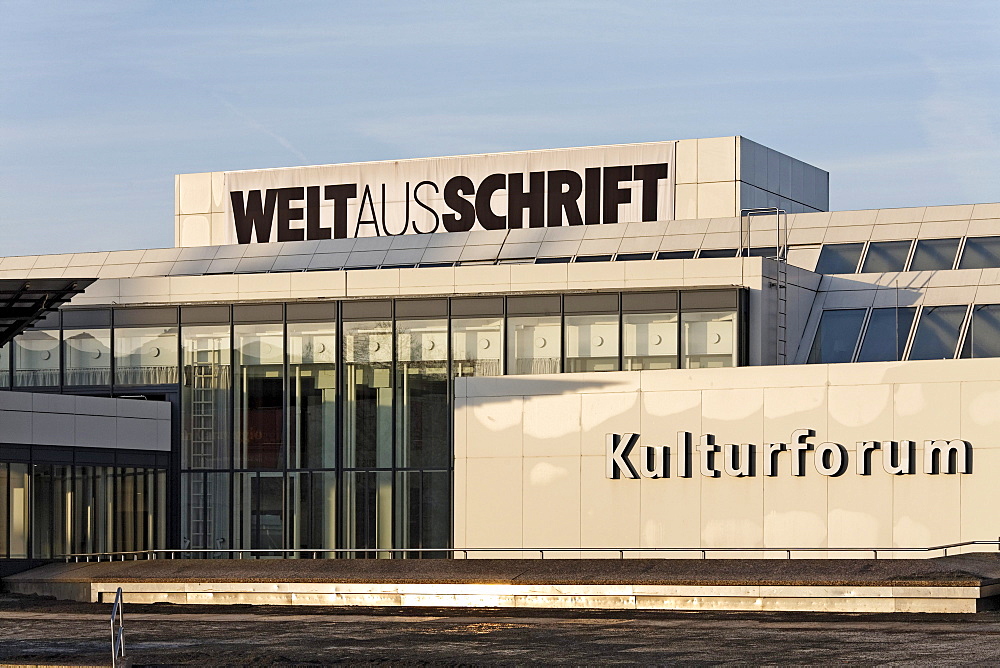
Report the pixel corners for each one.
[1,136,998,560]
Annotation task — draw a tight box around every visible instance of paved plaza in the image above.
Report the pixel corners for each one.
[2,593,1000,665]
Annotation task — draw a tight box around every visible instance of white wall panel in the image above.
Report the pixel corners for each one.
[456,358,1000,556]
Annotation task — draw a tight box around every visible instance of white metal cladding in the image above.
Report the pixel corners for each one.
[5,202,1000,281]
[174,137,830,247]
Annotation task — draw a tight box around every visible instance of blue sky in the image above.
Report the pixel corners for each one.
[2,0,999,256]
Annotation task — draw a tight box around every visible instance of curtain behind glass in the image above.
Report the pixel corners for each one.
[63,329,111,386]
[451,317,502,377]
[115,326,179,385]
[14,330,59,387]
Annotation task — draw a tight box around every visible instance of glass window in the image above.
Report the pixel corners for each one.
[623,312,678,370]
[574,255,613,263]
[115,326,179,385]
[909,305,968,360]
[507,315,561,375]
[396,319,449,468]
[181,471,231,551]
[814,243,864,274]
[909,238,959,271]
[342,470,393,557]
[615,252,654,261]
[9,463,29,558]
[234,472,284,551]
[959,237,1000,269]
[295,471,337,553]
[565,313,620,372]
[63,329,111,386]
[288,322,337,470]
[682,310,737,368]
[856,307,916,362]
[452,317,502,377]
[395,470,450,557]
[697,248,737,258]
[343,319,393,468]
[234,323,285,469]
[961,304,1000,358]
[182,325,231,469]
[807,309,866,364]
[0,463,7,558]
[0,343,8,388]
[860,240,911,273]
[657,250,696,260]
[13,329,59,387]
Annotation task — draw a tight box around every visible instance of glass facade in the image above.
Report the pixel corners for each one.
[815,243,864,274]
[860,241,911,273]
[962,304,1000,359]
[115,326,179,386]
[856,307,916,363]
[0,288,743,559]
[63,328,111,386]
[910,238,959,271]
[13,329,59,388]
[808,309,866,364]
[909,305,967,360]
[0,458,165,559]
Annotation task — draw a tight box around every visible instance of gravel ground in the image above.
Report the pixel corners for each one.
[2,593,1000,666]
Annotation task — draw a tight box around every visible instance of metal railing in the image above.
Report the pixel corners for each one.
[63,539,1000,562]
[110,586,125,668]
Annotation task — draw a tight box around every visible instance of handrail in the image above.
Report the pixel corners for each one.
[63,539,1000,562]
[110,586,125,667]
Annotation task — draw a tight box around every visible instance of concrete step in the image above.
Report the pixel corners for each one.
[7,554,1000,614]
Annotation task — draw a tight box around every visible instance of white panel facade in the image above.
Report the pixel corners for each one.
[455,359,997,557]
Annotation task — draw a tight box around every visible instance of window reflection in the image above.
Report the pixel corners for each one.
[0,344,8,388]
[396,319,449,468]
[343,320,393,468]
[856,307,916,362]
[507,316,561,374]
[624,312,678,370]
[565,314,620,372]
[452,317,502,377]
[860,240,911,273]
[807,309,866,364]
[115,326,179,385]
[63,329,111,386]
[181,471,230,552]
[683,310,737,368]
[288,322,337,470]
[910,238,959,271]
[959,237,1000,269]
[295,471,337,554]
[182,325,231,469]
[13,329,59,387]
[234,323,284,469]
[0,462,164,559]
[815,243,864,274]
[909,305,967,360]
[961,304,1000,358]
[342,470,393,558]
[396,470,450,558]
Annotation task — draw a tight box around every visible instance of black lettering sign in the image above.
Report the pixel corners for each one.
[232,189,277,243]
[231,161,671,243]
